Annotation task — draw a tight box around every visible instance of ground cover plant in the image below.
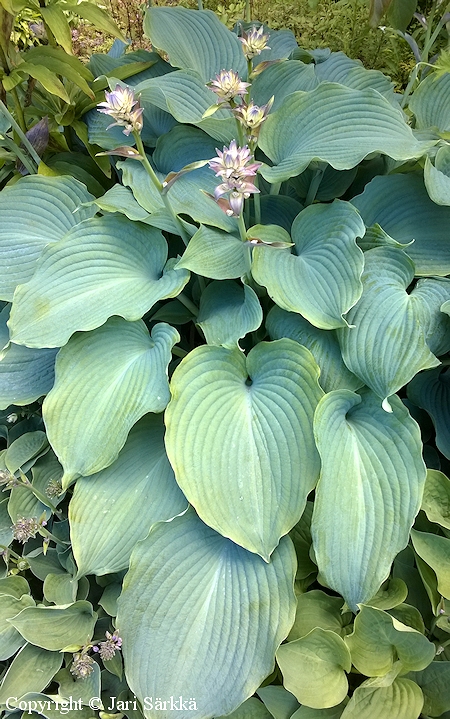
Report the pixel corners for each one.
[0,2,450,718]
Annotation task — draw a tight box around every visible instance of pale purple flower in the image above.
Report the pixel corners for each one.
[70,650,95,679]
[12,516,44,543]
[207,70,250,102]
[208,140,261,217]
[239,25,270,60]
[234,97,274,135]
[98,85,144,136]
[45,478,63,499]
[93,631,122,662]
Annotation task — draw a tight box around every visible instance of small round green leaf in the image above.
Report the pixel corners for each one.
[339,678,423,719]
[276,628,351,709]
[197,280,263,348]
[176,225,247,279]
[7,601,96,651]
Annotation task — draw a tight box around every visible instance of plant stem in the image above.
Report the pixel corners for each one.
[10,87,26,134]
[401,63,419,109]
[0,135,37,174]
[197,0,203,9]
[304,165,325,206]
[422,0,437,63]
[0,544,21,559]
[39,526,71,547]
[238,211,252,277]
[134,131,190,247]
[172,346,188,358]
[177,293,199,317]
[269,181,281,195]
[253,175,261,224]
[245,0,251,22]
[0,98,40,165]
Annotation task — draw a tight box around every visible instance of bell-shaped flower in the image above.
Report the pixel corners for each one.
[239,25,271,60]
[208,140,261,217]
[98,84,144,136]
[234,97,274,138]
[207,69,250,102]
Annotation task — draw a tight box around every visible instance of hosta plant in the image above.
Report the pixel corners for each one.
[0,5,450,719]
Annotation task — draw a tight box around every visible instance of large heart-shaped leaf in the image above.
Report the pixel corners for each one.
[70,414,187,577]
[165,339,323,559]
[0,176,95,301]
[143,7,246,82]
[352,173,450,276]
[312,388,426,610]
[266,307,363,393]
[345,605,435,676]
[117,509,296,719]
[0,593,35,660]
[287,590,351,642]
[197,280,262,348]
[9,215,189,349]
[408,367,450,459]
[408,662,450,717]
[276,629,351,709]
[0,306,57,408]
[257,686,300,719]
[252,201,365,329]
[258,83,433,183]
[337,247,440,406]
[43,318,179,486]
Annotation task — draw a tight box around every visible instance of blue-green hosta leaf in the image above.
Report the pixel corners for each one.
[258,196,303,232]
[153,124,220,174]
[266,307,363,393]
[117,509,296,719]
[412,277,450,356]
[252,201,365,329]
[118,159,238,232]
[255,27,298,63]
[9,215,189,349]
[408,367,450,459]
[287,590,351,642]
[358,224,413,252]
[197,280,262,348]
[43,318,179,486]
[165,340,323,559]
[0,306,57,408]
[312,388,426,611]
[352,173,450,276]
[256,686,300,719]
[0,593,35,660]
[408,662,450,717]
[0,498,13,547]
[216,698,273,719]
[290,165,358,203]
[0,644,63,705]
[89,184,152,222]
[339,678,423,719]
[136,70,236,142]
[425,145,450,205]
[258,83,433,183]
[7,601,97,651]
[289,502,316,581]
[411,529,450,599]
[337,247,440,406]
[408,72,450,133]
[421,469,450,530]
[368,578,408,610]
[5,430,48,474]
[276,629,351,709]
[345,605,434,676]
[0,575,31,598]
[70,414,187,577]
[0,176,95,301]
[143,7,246,82]
[291,703,348,719]
[313,52,396,102]
[251,61,318,110]
[176,225,246,279]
